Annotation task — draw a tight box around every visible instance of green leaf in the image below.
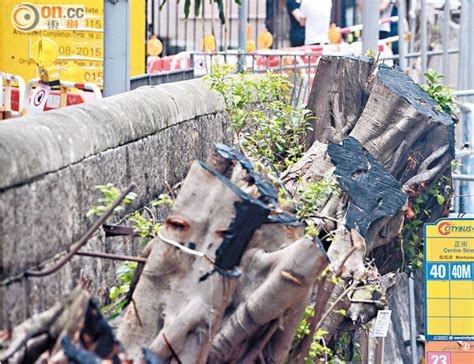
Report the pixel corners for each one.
[109,286,121,299]
[194,0,202,16]
[184,0,191,18]
[217,0,225,24]
[159,0,168,11]
[437,194,445,205]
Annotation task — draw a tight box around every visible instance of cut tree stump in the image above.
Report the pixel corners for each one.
[306,56,374,146]
[283,57,454,350]
[117,144,329,363]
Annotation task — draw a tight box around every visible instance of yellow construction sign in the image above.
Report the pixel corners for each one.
[0,0,145,84]
[424,218,474,341]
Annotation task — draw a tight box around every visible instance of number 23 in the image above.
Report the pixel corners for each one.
[431,354,448,364]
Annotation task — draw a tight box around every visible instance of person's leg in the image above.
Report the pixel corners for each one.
[291,38,305,47]
[390,5,399,55]
[379,30,390,40]
[290,29,305,47]
[265,0,275,34]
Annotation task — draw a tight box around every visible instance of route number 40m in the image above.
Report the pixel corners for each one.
[427,263,471,279]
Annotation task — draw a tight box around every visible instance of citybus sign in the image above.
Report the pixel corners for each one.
[424,218,474,363]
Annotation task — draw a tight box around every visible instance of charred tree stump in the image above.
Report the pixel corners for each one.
[350,64,454,186]
[283,57,455,352]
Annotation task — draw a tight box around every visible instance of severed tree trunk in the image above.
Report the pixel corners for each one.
[117,144,329,363]
[283,56,454,357]
[305,56,374,146]
[0,56,455,363]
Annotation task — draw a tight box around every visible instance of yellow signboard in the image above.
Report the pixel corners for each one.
[0,0,145,85]
[424,219,474,341]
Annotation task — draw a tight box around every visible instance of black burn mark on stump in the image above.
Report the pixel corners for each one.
[199,161,270,272]
[327,137,407,237]
[377,64,455,159]
[213,143,301,227]
[214,143,279,203]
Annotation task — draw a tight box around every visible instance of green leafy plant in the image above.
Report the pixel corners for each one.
[289,305,332,363]
[151,193,174,208]
[451,159,459,171]
[129,212,161,240]
[86,183,137,218]
[304,223,320,239]
[205,64,313,172]
[242,102,314,170]
[277,177,339,239]
[101,261,137,320]
[207,64,341,242]
[88,186,174,319]
[366,49,377,59]
[421,69,459,116]
[402,177,451,271]
[294,178,339,222]
[128,193,173,242]
[206,64,291,132]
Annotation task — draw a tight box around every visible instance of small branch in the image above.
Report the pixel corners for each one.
[131,299,143,327]
[321,335,328,363]
[313,282,358,335]
[240,320,279,364]
[165,180,181,199]
[162,333,182,364]
[0,304,63,362]
[75,251,147,263]
[350,299,385,305]
[312,214,342,224]
[143,206,156,224]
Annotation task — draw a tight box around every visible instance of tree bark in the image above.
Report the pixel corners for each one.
[306,56,374,146]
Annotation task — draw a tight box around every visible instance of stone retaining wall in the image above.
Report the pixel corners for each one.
[0,79,230,326]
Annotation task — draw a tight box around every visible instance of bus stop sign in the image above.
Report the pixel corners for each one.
[424,218,474,341]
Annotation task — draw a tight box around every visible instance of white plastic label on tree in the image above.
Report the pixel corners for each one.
[372,309,392,337]
[29,84,50,114]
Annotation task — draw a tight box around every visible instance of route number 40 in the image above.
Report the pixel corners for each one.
[427,353,450,364]
[429,264,447,279]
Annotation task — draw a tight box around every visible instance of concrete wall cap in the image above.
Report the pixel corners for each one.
[0,78,226,190]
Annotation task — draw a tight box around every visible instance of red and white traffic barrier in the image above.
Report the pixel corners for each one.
[23,78,102,115]
[1,72,26,116]
[338,16,399,35]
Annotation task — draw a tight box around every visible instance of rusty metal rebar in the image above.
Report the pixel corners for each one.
[25,184,136,277]
[75,251,146,264]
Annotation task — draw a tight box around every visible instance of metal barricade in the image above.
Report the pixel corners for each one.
[453,102,474,214]
[22,78,102,115]
[130,69,194,90]
[191,49,322,106]
[0,72,26,120]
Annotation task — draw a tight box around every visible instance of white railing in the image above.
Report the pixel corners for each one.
[0,72,26,115]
